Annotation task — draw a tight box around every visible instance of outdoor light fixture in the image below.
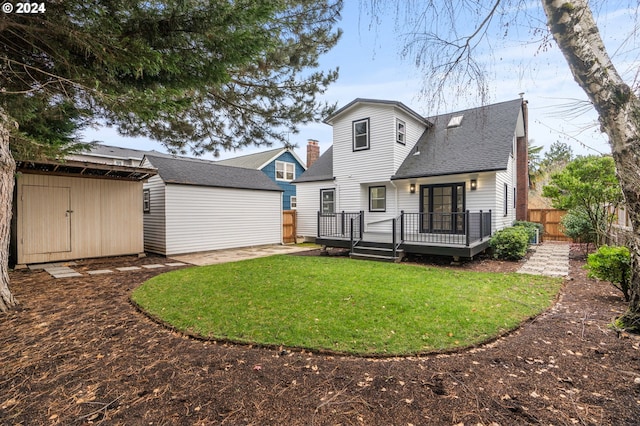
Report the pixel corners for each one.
[409,183,416,194]
[470,179,477,191]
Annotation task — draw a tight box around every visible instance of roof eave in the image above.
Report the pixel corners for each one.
[391,167,507,181]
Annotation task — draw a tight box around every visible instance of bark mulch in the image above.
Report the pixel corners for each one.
[1,246,639,425]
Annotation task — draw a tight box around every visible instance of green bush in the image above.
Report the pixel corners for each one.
[561,208,596,243]
[513,221,544,243]
[489,227,530,260]
[586,245,631,301]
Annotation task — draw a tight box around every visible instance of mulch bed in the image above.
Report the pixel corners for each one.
[1,246,639,425]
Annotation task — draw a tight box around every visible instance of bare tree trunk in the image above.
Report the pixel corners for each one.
[542,0,640,330]
[0,109,17,312]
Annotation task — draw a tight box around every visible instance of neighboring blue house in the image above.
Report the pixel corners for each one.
[218,147,307,210]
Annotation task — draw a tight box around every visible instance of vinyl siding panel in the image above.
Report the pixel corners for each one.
[142,174,167,254]
[15,173,144,264]
[294,180,334,238]
[163,184,282,256]
[261,151,305,210]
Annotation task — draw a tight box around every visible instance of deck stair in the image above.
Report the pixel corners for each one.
[350,241,404,263]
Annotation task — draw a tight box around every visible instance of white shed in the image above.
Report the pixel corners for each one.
[142,154,283,256]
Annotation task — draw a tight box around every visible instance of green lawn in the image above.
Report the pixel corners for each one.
[131,255,562,356]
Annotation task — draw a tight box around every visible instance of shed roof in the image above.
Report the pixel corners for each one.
[80,143,152,161]
[16,159,157,181]
[392,99,524,179]
[144,154,282,191]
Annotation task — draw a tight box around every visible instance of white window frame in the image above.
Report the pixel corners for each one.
[143,188,150,213]
[396,118,406,145]
[290,196,297,210]
[276,161,295,181]
[320,189,335,214]
[352,118,370,151]
[369,186,386,212]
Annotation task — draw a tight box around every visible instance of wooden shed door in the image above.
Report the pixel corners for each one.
[22,185,71,255]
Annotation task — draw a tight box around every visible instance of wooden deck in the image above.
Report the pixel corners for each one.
[316,231,491,258]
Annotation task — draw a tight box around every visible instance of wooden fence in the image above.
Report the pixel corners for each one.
[283,210,297,243]
[527,209,571,242]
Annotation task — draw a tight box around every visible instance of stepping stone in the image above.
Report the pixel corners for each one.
[116,266,142,272]
[50,271,83,278]
[87,269,114,275]
[165,262,186,267]
[142,264,165,269]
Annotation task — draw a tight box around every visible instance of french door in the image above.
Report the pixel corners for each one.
[420,183,465,234]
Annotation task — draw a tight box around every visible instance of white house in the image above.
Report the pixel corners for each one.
[293,98,529,259]
[142,154,283,256]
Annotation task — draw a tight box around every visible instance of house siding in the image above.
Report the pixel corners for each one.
[295,180,335,239]
[262,151,306,210]
[142,174,167,254]
[162,184,282,256]
[494,147,517,230]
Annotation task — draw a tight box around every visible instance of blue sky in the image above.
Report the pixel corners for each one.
[82,1,637,162]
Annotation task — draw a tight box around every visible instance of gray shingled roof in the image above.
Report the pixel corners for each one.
[324,98,430,125]
[292,146,333,183]
[144,154,282,191]
[392,99,523,179]
[216,147,284,169]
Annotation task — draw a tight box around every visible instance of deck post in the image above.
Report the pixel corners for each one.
[341,211,345,236]
[465,210,470,246]
[400,210,405,241]
[392,218,397,258]
[317,211,320,238]
[350,217,355,253]
[479,210,483,241]
[359,210,364,239]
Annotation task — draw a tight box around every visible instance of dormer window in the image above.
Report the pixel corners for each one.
[353,118,370,151]
[396,119,406,145]
[447,115,463,128]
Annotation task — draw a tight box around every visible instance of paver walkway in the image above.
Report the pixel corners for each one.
[517,242,571,277]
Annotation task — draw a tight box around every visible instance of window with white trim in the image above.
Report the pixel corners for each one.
[352,118,370,151]
[396,119,406,144]
[290,196,297,210]
[369,186,386,212]
[143,189,150,213]
[320,189,335,214]
[276,161,295,181]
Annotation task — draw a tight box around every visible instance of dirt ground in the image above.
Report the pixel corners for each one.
[1,245,639,425]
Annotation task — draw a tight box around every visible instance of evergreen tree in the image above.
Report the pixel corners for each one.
[0,0,343,311]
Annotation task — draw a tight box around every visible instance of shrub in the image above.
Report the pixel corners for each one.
[561,208,596,244]
[489,227,530,260]
[586,245,631,301]
[513,221,544,243]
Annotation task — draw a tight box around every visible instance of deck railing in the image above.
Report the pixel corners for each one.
[401,210,492,246]
[318,211,363,240]
[319,210,492,247]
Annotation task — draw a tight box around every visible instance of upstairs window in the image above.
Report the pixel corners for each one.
[353,118,370,151]
[276,161,295,181]
[396,119,406,144]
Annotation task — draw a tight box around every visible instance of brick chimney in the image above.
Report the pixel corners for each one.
[306,139,320,168]
[516,96,529,221]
